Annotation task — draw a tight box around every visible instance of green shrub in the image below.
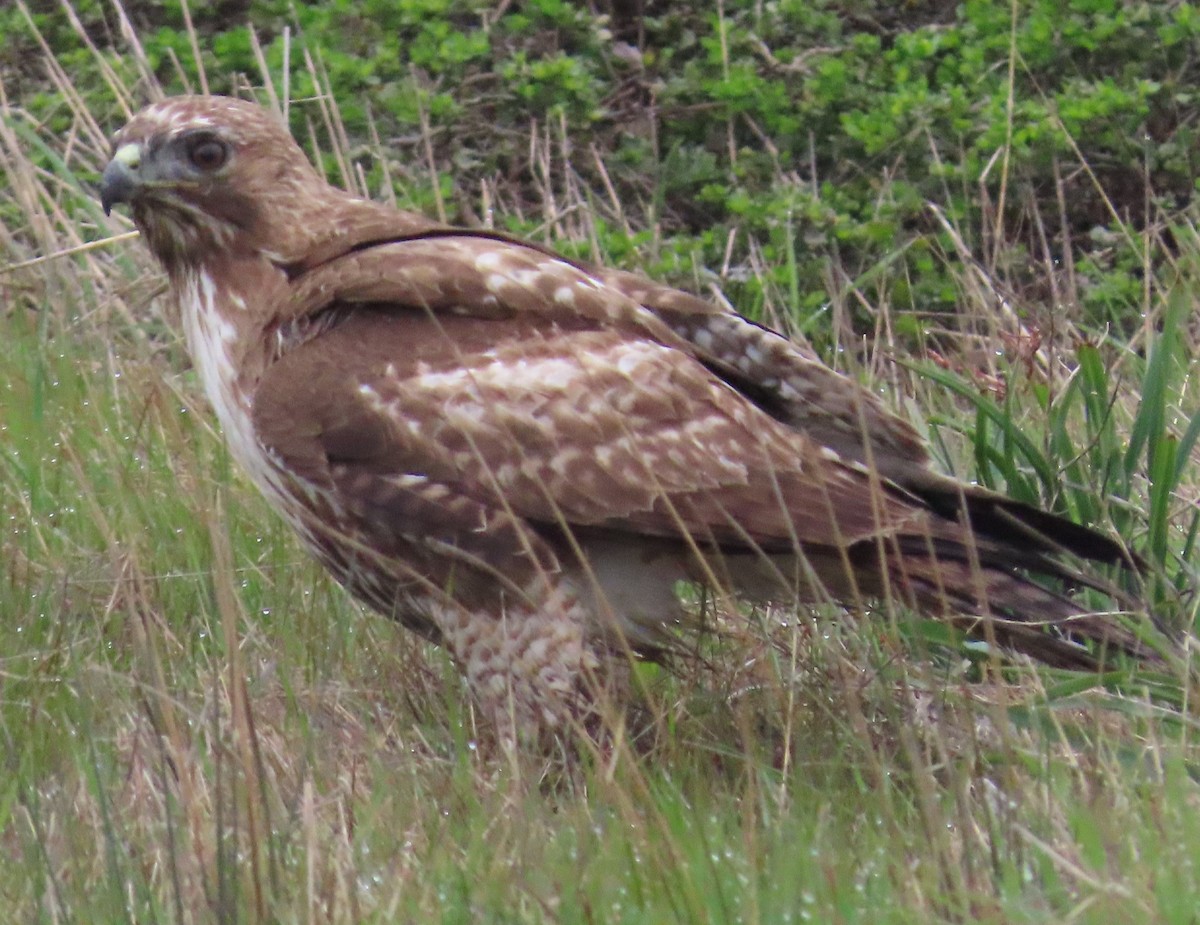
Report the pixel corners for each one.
[7,1,1198,342]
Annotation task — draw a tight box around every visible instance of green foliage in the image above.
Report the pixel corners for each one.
[7,0,1200,339]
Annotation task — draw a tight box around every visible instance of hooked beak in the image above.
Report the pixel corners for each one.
[100,143,142,215]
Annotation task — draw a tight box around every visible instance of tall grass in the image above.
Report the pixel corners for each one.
[2,4,1199,922]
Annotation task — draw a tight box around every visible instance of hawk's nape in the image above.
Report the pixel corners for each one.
[98,95,1159,744]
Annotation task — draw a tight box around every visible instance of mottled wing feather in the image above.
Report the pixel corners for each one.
[252,295,926,558]
[282,232,932,482]
[284,236,683,344]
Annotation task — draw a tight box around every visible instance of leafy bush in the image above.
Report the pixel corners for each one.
[6,1,1199,340]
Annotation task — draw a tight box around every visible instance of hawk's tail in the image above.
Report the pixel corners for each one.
[873,542,1151,669]
[902,471,1141,569]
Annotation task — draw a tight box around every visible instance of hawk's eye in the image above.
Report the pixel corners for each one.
[186,136,229,172]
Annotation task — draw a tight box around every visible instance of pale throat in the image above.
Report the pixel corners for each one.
[177,267,261,468]
[175,260,313,518]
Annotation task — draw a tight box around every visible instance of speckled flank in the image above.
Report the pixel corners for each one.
[435,583,599,737]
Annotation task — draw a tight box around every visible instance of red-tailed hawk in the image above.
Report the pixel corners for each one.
[99,96,1147,740]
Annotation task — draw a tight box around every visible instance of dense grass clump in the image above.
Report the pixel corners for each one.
[2,2,1200,921]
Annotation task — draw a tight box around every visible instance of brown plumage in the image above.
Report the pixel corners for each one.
[99,96,1149,740]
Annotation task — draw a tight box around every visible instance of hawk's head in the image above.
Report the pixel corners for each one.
[100,96,342,272]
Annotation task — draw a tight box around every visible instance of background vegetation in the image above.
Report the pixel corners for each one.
[2,0,1200,921]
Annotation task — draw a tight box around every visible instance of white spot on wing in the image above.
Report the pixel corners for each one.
[615,341,667,376]
[511,268,543,287]
[474,251,504,271]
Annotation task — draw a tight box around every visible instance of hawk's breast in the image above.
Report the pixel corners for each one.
[179,269,288,502]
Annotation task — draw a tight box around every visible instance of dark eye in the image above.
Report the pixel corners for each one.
[186,136,229,172]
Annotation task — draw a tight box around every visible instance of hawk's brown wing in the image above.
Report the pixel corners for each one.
[273,229,1136,568]
[252,257,927,556]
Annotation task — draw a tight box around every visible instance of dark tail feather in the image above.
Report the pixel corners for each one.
[903,473,1143,570]
[876,542,1155,669]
